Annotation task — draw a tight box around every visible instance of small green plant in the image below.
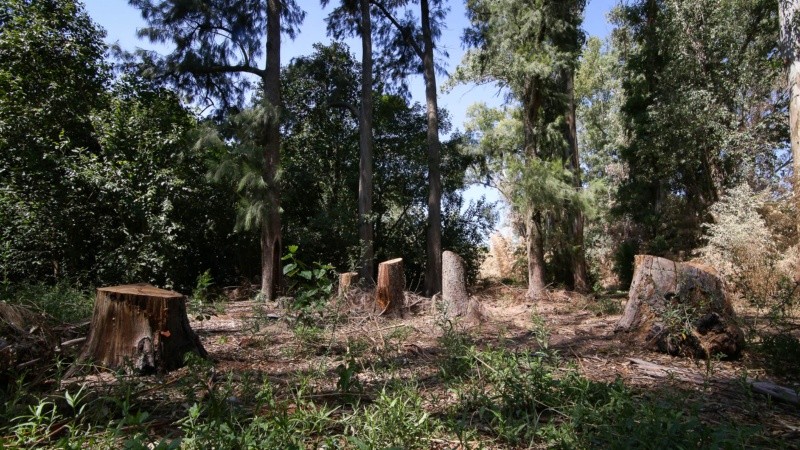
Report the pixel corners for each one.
[282,245,335,323]
[347,385,431,450]
[335,356,364,402]
[188,269,225,322]
[759,332,800,378]
[437,319,475,381]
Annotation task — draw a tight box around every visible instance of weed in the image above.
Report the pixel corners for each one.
[758,333,800,378]
[346,384,431,450]
[436,319,475,381]
[282,245,335,324]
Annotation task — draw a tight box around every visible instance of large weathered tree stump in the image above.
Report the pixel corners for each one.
[376,258,404,316]
[615,255,744,359]
[338,272,359,297]
[71,284,207,375]
[442,251,469,317]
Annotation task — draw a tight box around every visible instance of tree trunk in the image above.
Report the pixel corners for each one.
[260,0,283,300]
[780,0,800,235]
[70,284,206,376]
[338,271,360,297]
[376,258,404,316]
[442,250,469,317]
[616,255,744,359]
[358,0,376,284]
[523,82,547,300]
[525,210,547,300]
[421,0,443,297]
[564,68,589,293]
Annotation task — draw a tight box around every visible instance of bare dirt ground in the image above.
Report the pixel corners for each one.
[170,284,800,443]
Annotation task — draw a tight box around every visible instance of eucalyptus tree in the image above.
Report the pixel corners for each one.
[129,0,305,300]
[370,0,448,296]
[323,0,377,283]
[454,0,585,299]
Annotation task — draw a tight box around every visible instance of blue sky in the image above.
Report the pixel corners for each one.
[82,0,617,215]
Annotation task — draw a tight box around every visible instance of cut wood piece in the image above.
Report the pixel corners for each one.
[442,251,469,317]
[376,258,404,317]
[69,284,207,376]
[338,272,360,297]
[616,255,744,359]
[751,381,800,405]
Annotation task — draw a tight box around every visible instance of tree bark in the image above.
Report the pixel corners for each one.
[616,255,744,359]
[338,271,360,297]
[442,250,469,317]
[71,284,206,376]
[260,0,283,300]
[421,0,443,297]
[376,258,404,316]
[564,68,589,293]
[358,0,376,284]
[523,82,547,300]
[780,0,800,236]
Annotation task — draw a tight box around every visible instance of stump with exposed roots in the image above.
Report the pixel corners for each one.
[615,255,744,359]
[70,284,207,376]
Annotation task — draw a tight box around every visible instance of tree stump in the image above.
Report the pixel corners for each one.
[376,258,404,316]
[442,251,469,317]
[70,284,207,376]
[615,255,744,359]
[338,272,359,297]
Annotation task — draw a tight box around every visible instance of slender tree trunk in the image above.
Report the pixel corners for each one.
[523,82,547,300]
[261,0,283,300]
[421,0,443,297]
[358,0,375,284]
[564,69,589,293]
[781,0,800,236]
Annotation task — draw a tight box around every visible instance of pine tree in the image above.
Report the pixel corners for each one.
[129,0,305,300]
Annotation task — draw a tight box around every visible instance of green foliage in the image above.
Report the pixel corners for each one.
[0,0,108,283]
[449,347,759,448]
[346,385,431,450]
[0,281,93,324]
[281,43,495,289]
[758,333,800,378]
[613,0,786,254]
[282,245,335,323]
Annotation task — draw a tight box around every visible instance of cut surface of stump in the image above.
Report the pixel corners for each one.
[338,272,359,297]
[70,284,207,376]
[376,258,404,316]
[615,255,744,359]
[442,250,469,317]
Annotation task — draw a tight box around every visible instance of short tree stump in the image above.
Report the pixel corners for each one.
[71,284,207,375]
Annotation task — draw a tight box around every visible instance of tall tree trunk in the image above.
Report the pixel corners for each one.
[564,69,589,293]
[524,82,547,300]
[421,0,443,297]
[358,0,375,284]
[781,0,800,235]
[261,0,283,300]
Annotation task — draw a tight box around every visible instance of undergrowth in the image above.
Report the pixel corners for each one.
[0,284,785,449]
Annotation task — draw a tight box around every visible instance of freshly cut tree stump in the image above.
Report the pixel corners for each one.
[71,284,207,375]
[376,258,404,316]
[615,255,744,359]
[442,251,469,317]
[338,272,359,297]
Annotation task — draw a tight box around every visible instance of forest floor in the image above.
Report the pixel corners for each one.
[8,283,800,448]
